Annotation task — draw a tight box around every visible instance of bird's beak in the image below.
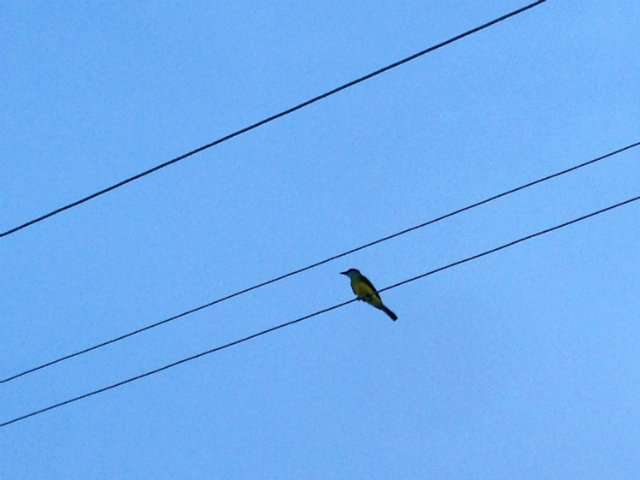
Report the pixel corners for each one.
[340,270,348,276]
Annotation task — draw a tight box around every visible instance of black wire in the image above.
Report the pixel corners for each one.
[378,195,640,294]
[0,299,353,429]
[0,0,547,238]
[2,140,638,384]
[2,192,638,428]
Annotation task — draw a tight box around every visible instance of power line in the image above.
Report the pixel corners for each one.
[0,0,548,239]
[2,140,638,384]
[377,195,640,295]
[2,192,638,428]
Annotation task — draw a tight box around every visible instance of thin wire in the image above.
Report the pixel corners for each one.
[2,140,638,384]
[2,192,638,428]
[0,0,547,238]
[378,195,640,294]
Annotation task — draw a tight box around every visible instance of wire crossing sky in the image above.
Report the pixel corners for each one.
[0,0,547,238]
[3,140,636,385]
[2,192,638,428]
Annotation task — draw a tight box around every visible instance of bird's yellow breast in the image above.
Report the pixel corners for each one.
[351,279,382,306]
[352,280,374,297]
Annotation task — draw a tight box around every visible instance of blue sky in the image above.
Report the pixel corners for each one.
[2,1,639,478]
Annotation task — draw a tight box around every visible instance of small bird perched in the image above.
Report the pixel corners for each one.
[340,268,398,321]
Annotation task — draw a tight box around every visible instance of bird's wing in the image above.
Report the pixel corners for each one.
[360,274,379,295]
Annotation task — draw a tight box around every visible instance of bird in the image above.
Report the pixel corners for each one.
[340,268,398,321]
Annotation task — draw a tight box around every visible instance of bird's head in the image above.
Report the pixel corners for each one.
[340,268,361,278]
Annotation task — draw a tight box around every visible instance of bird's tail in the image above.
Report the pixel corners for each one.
[378,304,398,321]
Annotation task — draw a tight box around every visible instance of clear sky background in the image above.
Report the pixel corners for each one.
[2,1,639,478]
